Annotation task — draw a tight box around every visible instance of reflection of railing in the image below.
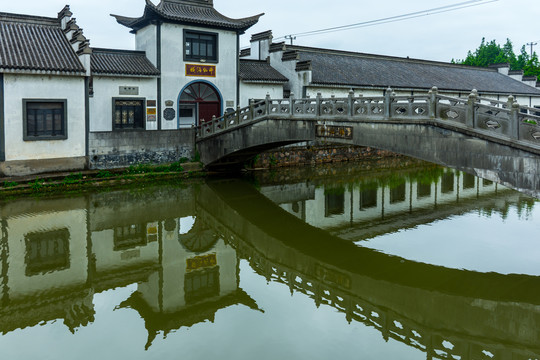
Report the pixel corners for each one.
[196,87,540,150]
[196,185,540,360]
[215,222,540,360]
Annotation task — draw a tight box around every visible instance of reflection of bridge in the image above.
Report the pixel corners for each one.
[197,88,540,197]
[199,179,540,360]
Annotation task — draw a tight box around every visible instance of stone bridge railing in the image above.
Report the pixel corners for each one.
[196,87,540,151]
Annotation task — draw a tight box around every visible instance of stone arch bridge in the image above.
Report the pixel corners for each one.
[196,88,540,196]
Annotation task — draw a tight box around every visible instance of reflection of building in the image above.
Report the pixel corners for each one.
[121,224,259,349]
[0,187,258,348]
[266,169,508,239]
[0,197,93,333]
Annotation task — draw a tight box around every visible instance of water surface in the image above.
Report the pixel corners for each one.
[0,161,539,359]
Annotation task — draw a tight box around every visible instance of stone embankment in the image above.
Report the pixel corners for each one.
[250,145,403,169]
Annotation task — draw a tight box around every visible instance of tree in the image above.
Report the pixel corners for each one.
[456,38,540,78]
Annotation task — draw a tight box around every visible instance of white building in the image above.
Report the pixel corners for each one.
[0,7,88,176]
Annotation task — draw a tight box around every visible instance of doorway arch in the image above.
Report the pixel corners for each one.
[178,81,223,128]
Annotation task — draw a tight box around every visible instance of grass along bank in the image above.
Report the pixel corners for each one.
[0,160,205,197]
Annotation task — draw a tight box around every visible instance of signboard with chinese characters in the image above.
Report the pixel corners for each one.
[316,125,353,140]
[186,253,217,271]
[186,64,216,77]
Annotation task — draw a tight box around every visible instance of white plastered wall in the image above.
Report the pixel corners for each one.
[90,76,158,131]
[3,74,85,161]
[239,82,284,107]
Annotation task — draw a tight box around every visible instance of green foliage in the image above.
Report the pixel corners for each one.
[457,38,540,78]
[63,172,83,184]
[192,151,201,163]
[96,170,114,178]
[126,162,184,175]
[30,179,44,191]
[2,181,18,188]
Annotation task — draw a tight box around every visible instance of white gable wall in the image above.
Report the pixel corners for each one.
[3,74,85,161]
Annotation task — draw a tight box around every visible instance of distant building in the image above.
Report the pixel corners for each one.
[245,31,540,107]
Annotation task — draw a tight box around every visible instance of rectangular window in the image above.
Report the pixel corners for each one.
[184,30,218,62]
[23,99,67,140]
[113,99,145,130]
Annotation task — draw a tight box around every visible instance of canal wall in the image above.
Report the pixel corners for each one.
[88,129,195,170]
[250,144,403,169]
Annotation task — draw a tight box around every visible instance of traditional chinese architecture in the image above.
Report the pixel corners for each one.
[1,3,540,176]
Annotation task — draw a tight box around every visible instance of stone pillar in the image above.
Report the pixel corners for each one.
[348,89,354,117]
[466,89,478,127]
[508,96,520,139]
[384,87,393,119]
[428,86,438,119]
[249,98,255,120]
[289,92,295,115]
[265,93,271,115]
[316,92,322,117]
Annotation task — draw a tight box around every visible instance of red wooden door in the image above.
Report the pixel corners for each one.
[198,102,220,124]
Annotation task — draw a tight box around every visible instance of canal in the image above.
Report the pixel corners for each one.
[0,159,539,360]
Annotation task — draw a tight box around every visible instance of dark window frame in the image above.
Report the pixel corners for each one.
[112,97,146,131]
[23,99,68,141]
[183,29,219,63]
[25,228,70,276]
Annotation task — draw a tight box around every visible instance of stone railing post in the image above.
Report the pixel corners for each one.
[289,92,295,116]
[348,89,354,117]
[316,92,322,117]
[466,89,477,127]
[384,87,393,119]
[428,86,438,119]
[265,93,271,115]
[236,106,241,124]
[249,98,255,120]
[508,96,520,139]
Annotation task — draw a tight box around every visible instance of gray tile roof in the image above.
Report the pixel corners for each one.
[91,48,160,76]
[289,46,540,96]
[112,0,262,33]
[0,12,85,74]
[239,60,288,83]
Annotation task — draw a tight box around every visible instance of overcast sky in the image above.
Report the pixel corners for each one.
[3,0,539,62]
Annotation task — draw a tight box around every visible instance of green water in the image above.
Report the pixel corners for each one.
[0,161,539,360]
